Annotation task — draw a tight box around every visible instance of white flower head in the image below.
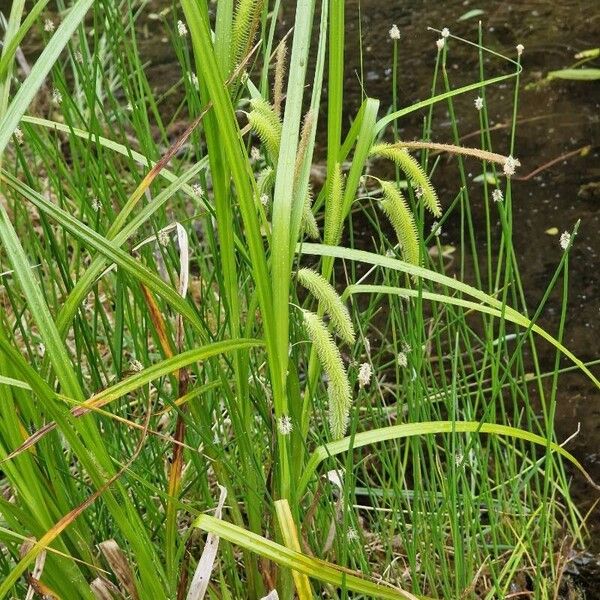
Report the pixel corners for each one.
[260,193,269,207]
[192,183,204,197]
[14,128,24,145]
[52,88,62,105]
[516,44,524,57]
[503,155,519,177]
[414,185,424,199]
[251,146,261,161]
[91,197,100,211]
[431,221,442,236]
[559,231,571,251]
[177,20,188,37]
[436,38,446,51]
[397,351,408,368]
[277,415,293,435]
[401,341,411,353]
[358,362,372,388]
[346,527,359,542]
[389,24,401,40]
[130,359,143,372]
[441,27,450,38]
[492,189,503,203]
[74,50,84,64]
[44,19,55,33]
[126,102,133,112]
[474,96,484,111]
[189,72,199,88]
[158,230,170,247]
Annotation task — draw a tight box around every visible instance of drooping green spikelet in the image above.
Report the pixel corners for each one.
[324,162,344,245]
[248,98,282,162]
[301,188,320,240]
[298,268,354,344]
[302,310,352,439]
[273,40,287,118]
[379,181,420,267]
[371,143,442,217]
[231,0,263,69]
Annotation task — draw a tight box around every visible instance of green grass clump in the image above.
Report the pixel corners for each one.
[0,2,596,599]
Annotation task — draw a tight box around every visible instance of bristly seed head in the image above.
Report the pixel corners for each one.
[277,415,293,435]
[492,189,503,203]
[441,27,450,38]
[358,363,372,388]
[474,96,484,111]
[389,24,400,40]
[177,20,188,37]
[559,231,571,250]
[436,38,445,51]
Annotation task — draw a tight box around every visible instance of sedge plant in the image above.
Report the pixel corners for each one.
[0,1,597,599]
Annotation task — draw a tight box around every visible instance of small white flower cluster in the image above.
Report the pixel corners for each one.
[414,186,423,199]
[358,362,372,388]
[503,155,519,177]
[277,415,293,435]
[91,197,100,211]
[192,183,204,197]
[251,146,261,161]
[346,527,359,542]
[474,96,484,111]
[158,230,170,247]
[44,19,55,33]
[74,50,84,64]
[13,128,24,145]
[397,351,408,368]
[431,220,442,236]
[189,72,199,88]
[441,27,450,38]
[492,189,503,203]
[52,88,62,105]
[436,38,445,51]
[260,194,269,207]
[559,231,571,251]
[389,24,400,41]
[130,359,143,372]
[516,44,524,57]
[177,20,188,37]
